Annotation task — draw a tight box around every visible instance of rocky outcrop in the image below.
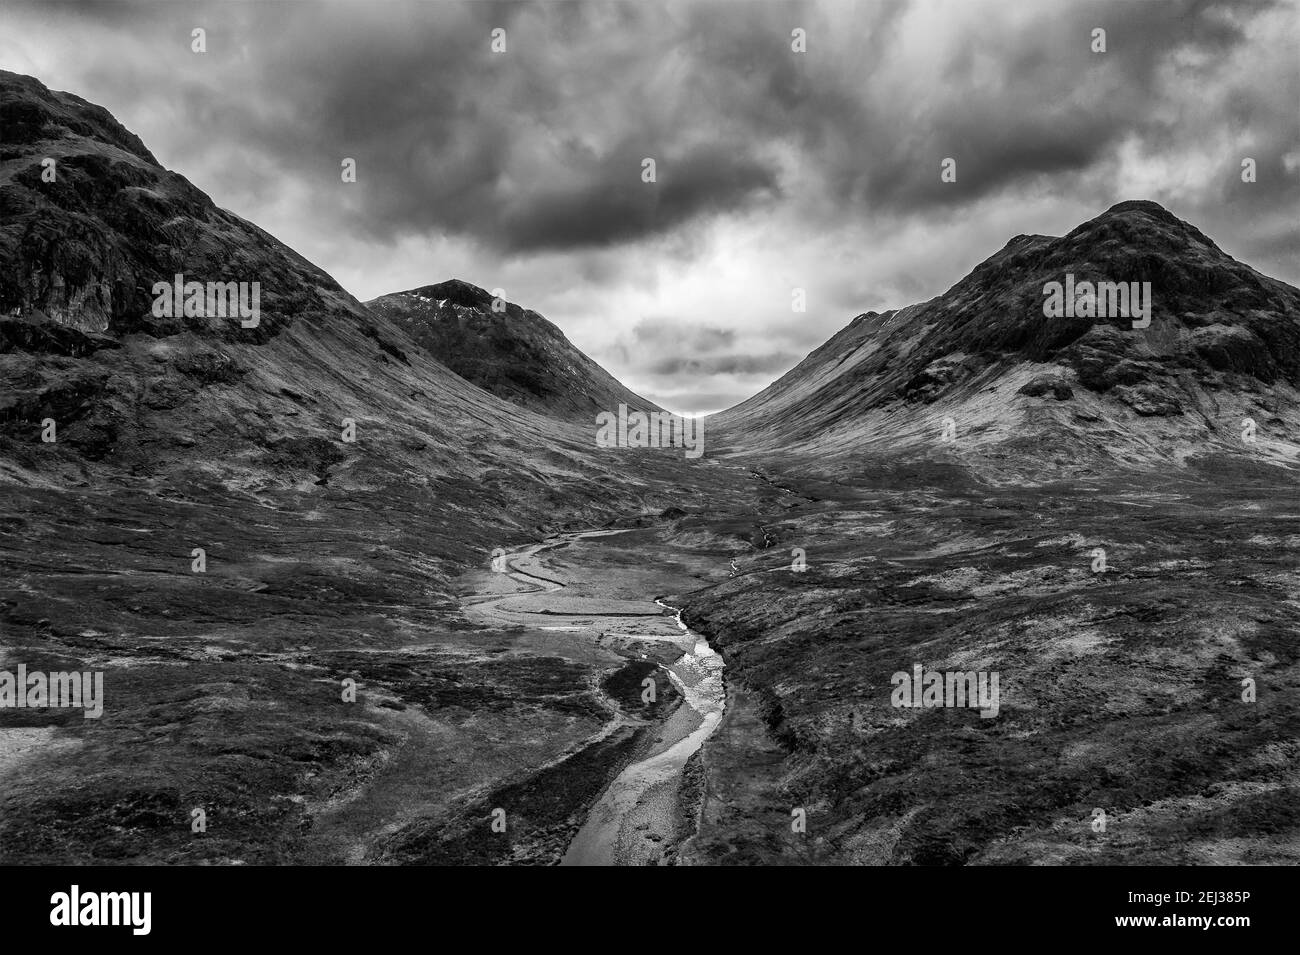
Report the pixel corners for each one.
[1018,375,1073,400]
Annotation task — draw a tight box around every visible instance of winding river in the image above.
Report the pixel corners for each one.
[462,529,725,865]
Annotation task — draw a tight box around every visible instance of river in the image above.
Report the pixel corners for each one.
[462,529,726,865]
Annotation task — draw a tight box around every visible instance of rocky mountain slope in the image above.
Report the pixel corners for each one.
[367,280,661,421]
[710,201,1300,480]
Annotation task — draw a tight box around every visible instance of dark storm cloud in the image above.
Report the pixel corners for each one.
[6,0,1294,250]
[630,322,737,352]
[498,143,780,252]
[15,0,783,253]
[710,0,1292,216]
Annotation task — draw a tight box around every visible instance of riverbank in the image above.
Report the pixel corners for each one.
[561,598,725,865]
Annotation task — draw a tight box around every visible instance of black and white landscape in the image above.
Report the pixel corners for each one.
[1,0,1299,873]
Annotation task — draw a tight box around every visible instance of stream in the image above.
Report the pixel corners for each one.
[462,529,726,865]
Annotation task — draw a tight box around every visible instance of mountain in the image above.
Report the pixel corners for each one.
[367,280,661,421]
[711,200,1300,479]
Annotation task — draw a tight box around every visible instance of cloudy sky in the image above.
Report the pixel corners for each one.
[2,0,1297,414]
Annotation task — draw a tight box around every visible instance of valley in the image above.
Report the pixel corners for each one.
[3,68,1299,866]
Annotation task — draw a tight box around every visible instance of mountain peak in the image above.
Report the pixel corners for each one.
[398,279,493,311]
[0,68,372,337]
[1068,198,1222,254]
[1099,198,1179,222]
[0,69,157,167]
[366,284,663,420]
